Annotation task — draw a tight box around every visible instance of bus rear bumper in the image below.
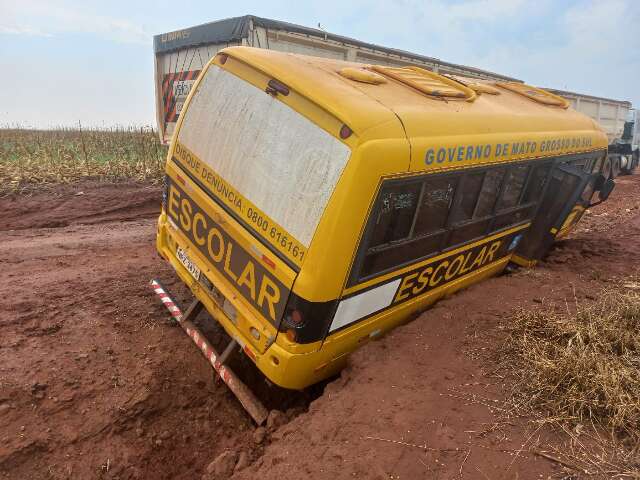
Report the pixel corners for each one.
[155,213,333,390]
[149,279,269,424]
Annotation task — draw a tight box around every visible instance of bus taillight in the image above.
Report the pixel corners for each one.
[280,293,337,344]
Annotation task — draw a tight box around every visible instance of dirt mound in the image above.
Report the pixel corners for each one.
[1,174,639,479]
[0,182,313,480]
[0,180,161,231]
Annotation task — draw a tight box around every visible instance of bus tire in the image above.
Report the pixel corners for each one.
[620,156,630,175]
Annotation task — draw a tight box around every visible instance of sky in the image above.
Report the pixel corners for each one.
[1,0,638,128]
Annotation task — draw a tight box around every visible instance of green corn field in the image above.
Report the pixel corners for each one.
[0,126,168,195]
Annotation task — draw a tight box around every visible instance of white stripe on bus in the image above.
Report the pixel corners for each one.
[329,279,402,333]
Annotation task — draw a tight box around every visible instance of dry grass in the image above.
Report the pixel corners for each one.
[0,126,167,195]
[500,279,640,476]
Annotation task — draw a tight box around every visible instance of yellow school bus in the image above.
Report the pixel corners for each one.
[156,47,610,390]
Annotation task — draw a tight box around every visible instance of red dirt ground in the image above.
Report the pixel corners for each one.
[1,175,639,480]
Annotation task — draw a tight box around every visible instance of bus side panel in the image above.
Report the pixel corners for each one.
[315,226,525,378]
[407,131,608,175]
[318,252,512,381]
[262,249,512,390]
[285,135,410,304]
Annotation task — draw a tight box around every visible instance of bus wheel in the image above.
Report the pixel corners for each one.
[611,156,621,178]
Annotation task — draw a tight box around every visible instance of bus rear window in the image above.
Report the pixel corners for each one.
[177,65,351,249]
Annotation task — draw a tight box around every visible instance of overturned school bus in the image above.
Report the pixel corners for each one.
[153,47,612,416]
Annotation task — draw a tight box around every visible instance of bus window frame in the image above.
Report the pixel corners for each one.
[359,170,459,259]
[347,151,603,287]
[441,163,539,255]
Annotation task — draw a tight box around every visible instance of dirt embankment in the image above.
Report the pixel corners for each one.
[1,176,639,479]
[0,181,161,231]
[235,175,640,480]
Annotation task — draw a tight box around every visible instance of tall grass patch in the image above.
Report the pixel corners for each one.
[503,281,640,437]
[0,126,168,195]
[501,279,640,475]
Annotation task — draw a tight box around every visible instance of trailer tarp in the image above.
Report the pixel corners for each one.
[154,16,250,54]
[153,15,517,81]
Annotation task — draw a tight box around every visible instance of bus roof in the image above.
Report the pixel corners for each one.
[223,47,607,153]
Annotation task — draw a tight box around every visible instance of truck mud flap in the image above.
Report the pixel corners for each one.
[150,279,268,425]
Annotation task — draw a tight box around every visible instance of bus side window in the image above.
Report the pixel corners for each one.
[449,172,484,224]
[497,165,529,210]
[353,160,553,283]
[492,163,550,231]
[475,169,505,217]
[368,183,421,248]
[413,177,458,235]
[446,172,492,246]
[522,164,551,203]
[567,157,589,171]
[359,177,455,279]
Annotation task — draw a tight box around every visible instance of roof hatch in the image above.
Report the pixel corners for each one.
[496,82,570,108]
[370,66,477,101]
[338,67,387,84]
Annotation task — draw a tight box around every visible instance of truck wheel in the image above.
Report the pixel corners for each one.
[632,152,640,174]
[620,155,630,175]
[602,156,613,180]
[611,156,621,178]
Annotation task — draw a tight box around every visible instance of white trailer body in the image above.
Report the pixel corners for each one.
[153,15,518,144]
[544,88,632,144]
[633,110,640,149]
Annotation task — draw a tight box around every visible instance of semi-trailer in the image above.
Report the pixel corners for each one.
[154,15,637,178]
[545,88,638,177]
[153,15,518,144]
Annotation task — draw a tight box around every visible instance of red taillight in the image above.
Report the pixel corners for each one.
[280,293,338,344]
[290,309,303,325]
[261,254,276,269]
[219,53,228,65]
[339,124,353,139]
[176,174,186,186]
[285,329,296,342]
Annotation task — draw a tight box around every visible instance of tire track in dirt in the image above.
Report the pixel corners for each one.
[0,181,161,231]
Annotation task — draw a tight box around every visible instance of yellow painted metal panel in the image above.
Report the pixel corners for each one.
[155,46,609,389]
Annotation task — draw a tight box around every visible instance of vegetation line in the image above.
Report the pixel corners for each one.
[0,127,168,195]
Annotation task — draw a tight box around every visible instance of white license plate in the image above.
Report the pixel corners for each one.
[176,247,200,281]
